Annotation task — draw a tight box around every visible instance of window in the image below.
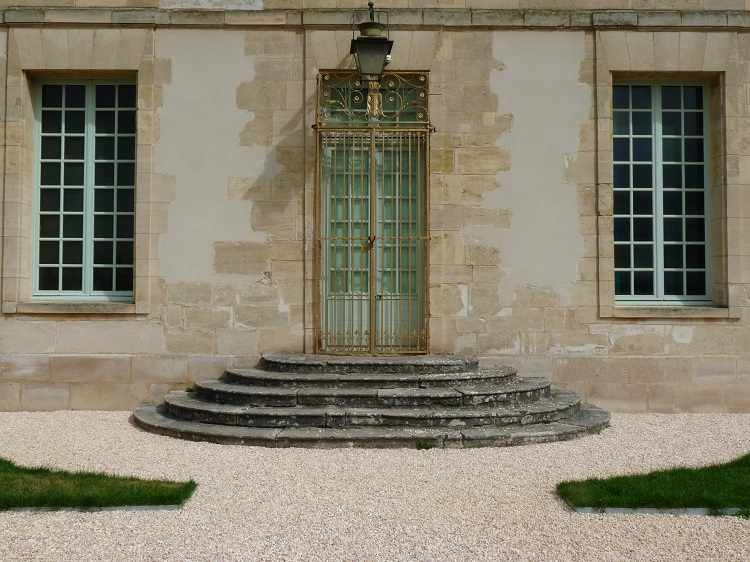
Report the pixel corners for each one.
[613,82,710,305]
[34,80,136,301]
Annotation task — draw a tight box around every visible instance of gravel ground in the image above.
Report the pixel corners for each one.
[0,412,748,561]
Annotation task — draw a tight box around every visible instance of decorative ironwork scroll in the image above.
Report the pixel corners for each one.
[318,72,429,127]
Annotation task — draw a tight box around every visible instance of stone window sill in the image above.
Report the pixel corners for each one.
[4,302,146,315]
[608,306,740,320]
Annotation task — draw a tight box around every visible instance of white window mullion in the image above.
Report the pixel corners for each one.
[83,82,96,295]
[653,82,665,300]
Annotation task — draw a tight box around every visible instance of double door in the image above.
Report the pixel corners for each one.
[318,129,427,353]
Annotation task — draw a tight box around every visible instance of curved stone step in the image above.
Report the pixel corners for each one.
[132,403,609,449]
[261,352,480,374]
[162,390,578,429]
[224,367,517,389]
[196,376,546,408]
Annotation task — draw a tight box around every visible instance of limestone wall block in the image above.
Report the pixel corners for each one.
[165,328,215,354]
[588,382,648,413]
[625,32,654,70]
[465,245,500,266]
[237,81,287,111]
[678,32,707,71]
[214,242,271,276]
[430,149,455,174]
[647,383,676,413]
[430,205,464,231]
[458,176,500,205]
[188,355,233,381]
[235,305,288,329]
[703,32,732,71]
[724,384,750,412]
[455,316,488,334]
[41,29,69,69]
[477,331,520,355]
[184,307,231,330]
[116,29,148,69]
[167,281,212,305]
[427,317,458,354]
[674,384,724,412]
[163,305,183,328]
[239,280,279,305]
[271,240,304,262]
[49,354,130,383]
[258,327,303,353]
[0,383,21,410]
[216,329,260,356]
[54,322,162,354]
[227,176,271,201]
[1,355,49,381]
[0,320,56,353]
[691,356,737,383]
[464,207,512,228]
[429,284,466,317]
[431,264,473,284]
[12,29,44,69]
[430,232,465,266]
[600,31,629,70]
[456,147,510,175]
[21,384,69,411]
[468,281,501,316]
[67,29,95,69]
[92,29,121,69]
[69,382,150,410]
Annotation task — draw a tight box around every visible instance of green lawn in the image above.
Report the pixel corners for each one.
[557,452,750,513]
[0,457,196,510]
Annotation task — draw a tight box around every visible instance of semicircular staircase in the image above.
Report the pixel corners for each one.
[133,353,609,448]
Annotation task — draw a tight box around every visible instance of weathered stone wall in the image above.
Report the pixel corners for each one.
[0,8,749,412]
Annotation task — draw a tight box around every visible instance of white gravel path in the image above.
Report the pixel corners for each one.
[0,411,748,561]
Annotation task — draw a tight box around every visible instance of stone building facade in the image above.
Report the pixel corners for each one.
[1,0,750,413]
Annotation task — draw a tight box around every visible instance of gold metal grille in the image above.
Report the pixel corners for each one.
[316,72,430,354]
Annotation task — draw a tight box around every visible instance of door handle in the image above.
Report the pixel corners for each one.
[361,235,376,251]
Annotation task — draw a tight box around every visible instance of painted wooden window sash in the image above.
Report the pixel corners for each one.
[613,81,711,305]
[33,80,136,301]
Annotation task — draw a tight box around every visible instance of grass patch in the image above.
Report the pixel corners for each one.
[0,457,196,510]
[557,452,750,512]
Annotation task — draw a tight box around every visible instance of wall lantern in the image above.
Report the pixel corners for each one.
[350,2,393,83]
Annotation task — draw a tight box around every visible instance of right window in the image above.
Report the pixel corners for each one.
[613,82,710,305]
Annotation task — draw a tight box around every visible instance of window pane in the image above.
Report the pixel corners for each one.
[632,86,651,109]
[686,245,705,268]
[64,137,85,160]
[613,112,629,134]
[42,85,63,108]
[614,245,630,268]
[632,138,652,162]
[94,241,113,264]
[615,271,631,295]
[685,218,705,242]
[684,165,704,189]
[61,267,83,290]
[684,138,703,162]
[684,112,703,136]
[614,165,630,188]
[118,85,136,108]
[664,271,684,295]
[662,138,681,162]
[614,191,630,215]
[613,86,630,109]
[93,268,113,291]
[633,245,653,268]
[96,137,115,160]
[685,191,704,215]
[662,165,682,189]
[686,272,706,296]
[62,241,83,264]
[39,241,58,264]
[613,138,629,161]
[94,215,114,238]
[116,215,134,238]
[661,112,681,136]
[116,241,133,265]
[118,137,135,160]
[632,191,652,215]
[62,215,83,238]
[117,188,135,213]
[663,218,683,241]
[39,215,60,238]
[633,271,654,295]
[41,137,61,159]
[632,165,652,188]
[40,188,60,212]
[65,86,85,108]
[118,111,136,135]
[38,267,59,290]
[664,244,683,268]
[96,85,116,108]
[41,110,62,134]
[63,163,84,186]
[65,111,85,134]
[632,112,651,135]
[116,268,134,292]
[95,163,115,186]
[663,191,682,215]
[633,218,653,241]
[63,188,83,212]
[41,163,61,186]
[661,86,681,109]
[614,218,631,241]
[683,86,703,110]
[95,188,114,212]
[95,111,116,134]
[117,163,135,186]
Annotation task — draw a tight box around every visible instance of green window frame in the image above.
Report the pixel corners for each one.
[613,81,711,305]
[33,80,136,301]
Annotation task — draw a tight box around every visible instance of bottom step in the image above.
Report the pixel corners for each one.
[132,404,610,449]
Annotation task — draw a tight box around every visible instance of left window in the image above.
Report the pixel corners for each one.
[34,80,136,301]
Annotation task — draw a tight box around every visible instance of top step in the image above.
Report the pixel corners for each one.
[261,352,480,375]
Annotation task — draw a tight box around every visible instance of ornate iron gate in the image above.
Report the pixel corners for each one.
[316,72,430,354]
